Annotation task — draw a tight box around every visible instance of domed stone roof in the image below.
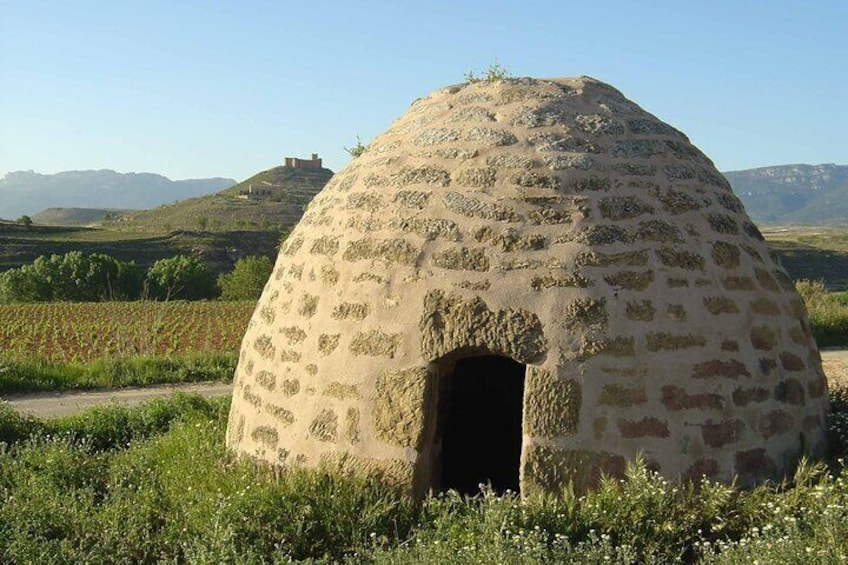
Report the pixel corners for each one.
[226,76,828,496]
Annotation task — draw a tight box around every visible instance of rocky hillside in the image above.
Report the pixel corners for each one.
[725,164,848,226]
[0,170,236,219]
[115,165,334,232]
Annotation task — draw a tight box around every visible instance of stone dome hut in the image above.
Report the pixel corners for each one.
[227,76,828,497]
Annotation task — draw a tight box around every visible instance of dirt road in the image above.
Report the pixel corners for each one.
[3,350,848,420]
[3,381,233,419]
[821,349,848,388]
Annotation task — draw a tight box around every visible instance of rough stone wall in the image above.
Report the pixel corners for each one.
[227,76,828,495]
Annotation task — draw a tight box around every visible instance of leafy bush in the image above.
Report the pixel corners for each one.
[217,255,273,301]
[0,251,142,303]
[0,403,40,445]
[145,254,216,300]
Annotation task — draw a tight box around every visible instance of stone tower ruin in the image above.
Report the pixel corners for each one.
[227,76,828,496]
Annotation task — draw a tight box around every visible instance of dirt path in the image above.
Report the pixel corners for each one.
[2,381,233,419]
[821,349,848,388]
[3,350,848,420]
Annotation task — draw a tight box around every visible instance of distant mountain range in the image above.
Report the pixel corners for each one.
[726,164,848,226]
[0,170,236,220]
[2,163,846,228]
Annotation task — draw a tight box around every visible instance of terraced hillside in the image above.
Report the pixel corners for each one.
[114,165,334,232]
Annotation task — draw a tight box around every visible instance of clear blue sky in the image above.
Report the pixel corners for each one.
[1,0,845,182]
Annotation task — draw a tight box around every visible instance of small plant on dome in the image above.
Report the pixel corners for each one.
[344,135,367,159]
[464,60,511,84]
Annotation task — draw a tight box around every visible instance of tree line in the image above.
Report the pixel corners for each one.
[0,252,273,303]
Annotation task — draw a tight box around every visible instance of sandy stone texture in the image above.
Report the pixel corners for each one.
[227,76,829,496]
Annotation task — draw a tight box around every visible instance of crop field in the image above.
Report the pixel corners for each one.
[0,300,254,364]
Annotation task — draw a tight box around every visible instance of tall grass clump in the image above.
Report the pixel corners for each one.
[796,279,848,347]
[0,351,237,394]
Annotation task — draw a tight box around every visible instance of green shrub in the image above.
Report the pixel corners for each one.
[0,397,419,563]
[0,403,41,445]
[145,254,216,301]
[217,255,273,301]
[795,278,828,306]
[0,251,142,303]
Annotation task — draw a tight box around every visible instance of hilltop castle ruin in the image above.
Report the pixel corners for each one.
[284,153,323,169]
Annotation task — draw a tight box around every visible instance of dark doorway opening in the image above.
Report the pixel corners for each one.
[439,355,525,496]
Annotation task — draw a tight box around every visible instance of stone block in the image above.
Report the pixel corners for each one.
[525,370,581,436]
[646,332,706,352]
[420,290,547,364]
[661,385,722,410]
[349,331,402,358]
[309,410,339,442]
[618,417,669,438]
[374,367,429,449]
[702,419,744,448]
[692,359,751,379]
[432,247,490,271]
[599,384,647,407]
[625,300,655,321]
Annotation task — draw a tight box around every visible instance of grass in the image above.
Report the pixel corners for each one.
[796,280,848,347]
[0,352,237,395]
[2,392,848,563]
